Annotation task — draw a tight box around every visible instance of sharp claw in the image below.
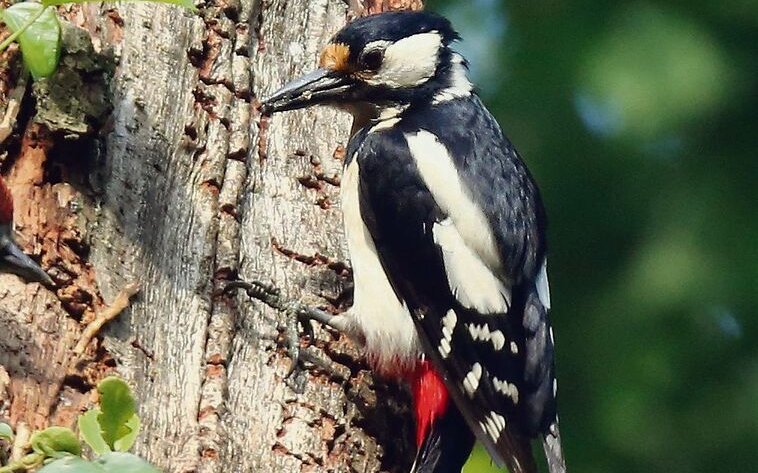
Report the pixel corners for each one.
[225,278,344,387]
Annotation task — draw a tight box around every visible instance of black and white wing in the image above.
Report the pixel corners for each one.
[350,98,562,473]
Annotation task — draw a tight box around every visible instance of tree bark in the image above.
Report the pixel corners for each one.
[0,0,422,471]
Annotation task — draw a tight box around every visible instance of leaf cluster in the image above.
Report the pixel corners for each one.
[0,377,159,473]
[0,0,194,79]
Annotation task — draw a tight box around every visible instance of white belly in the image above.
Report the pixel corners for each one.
[341,155,420,376]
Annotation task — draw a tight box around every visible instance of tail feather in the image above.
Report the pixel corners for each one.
[499,431,537,473]
[411,405,475,473]
[542,421,567,473]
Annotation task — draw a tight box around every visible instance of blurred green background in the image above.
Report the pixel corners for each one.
[424,0,758,472]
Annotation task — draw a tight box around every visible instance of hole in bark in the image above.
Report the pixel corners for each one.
[62,374,93,393]
[45,136,99,190]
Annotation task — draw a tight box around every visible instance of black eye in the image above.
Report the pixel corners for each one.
[361,49,384,71]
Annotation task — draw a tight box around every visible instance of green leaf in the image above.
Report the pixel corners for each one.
[1,3,61,79]
[113,414,140,452]
[0,422,13,441]
[30,427,81,458]
[96,376,136,449]
[94,452,161,473]
[78,408,110,455]
[41,0,196,11]
[37,456,104,473]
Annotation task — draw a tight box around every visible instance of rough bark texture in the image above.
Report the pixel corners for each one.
[0,0,422,471]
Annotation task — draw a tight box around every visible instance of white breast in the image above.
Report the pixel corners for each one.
[341,154,420,376]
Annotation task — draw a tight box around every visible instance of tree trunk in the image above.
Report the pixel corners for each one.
[0,0,422,471]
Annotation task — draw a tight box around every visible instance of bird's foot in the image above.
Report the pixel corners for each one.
[223,279,349,391]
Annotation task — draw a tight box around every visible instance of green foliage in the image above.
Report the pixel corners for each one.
[0,377,159,473]
[78,377,141,454]
[428,1,756,472]
[0,3,60,79]
[37,453,158,473]
[37,457,102,473]
[0,423,13,442]
[93,452,159,473]
[30,428,80,458]
[96,376,138,451]
[77,411,110,456]
[0,0,194,80]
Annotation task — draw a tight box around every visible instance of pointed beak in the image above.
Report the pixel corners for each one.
[0,227,54,287]
[261,68,356,115]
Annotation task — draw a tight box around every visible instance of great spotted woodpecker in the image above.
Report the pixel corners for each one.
[261,11,565,473]
[0,176,53,286]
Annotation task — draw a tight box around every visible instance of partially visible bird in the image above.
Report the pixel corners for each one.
[262,10,565,473]
[0,175,53,286]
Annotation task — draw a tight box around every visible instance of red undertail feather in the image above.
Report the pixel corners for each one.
[0,177,13,224]
[411,360,449,448]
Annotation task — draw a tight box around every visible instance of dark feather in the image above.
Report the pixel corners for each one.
[348,94,561,470]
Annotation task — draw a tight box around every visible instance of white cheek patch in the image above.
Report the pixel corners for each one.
[366,32,442,88]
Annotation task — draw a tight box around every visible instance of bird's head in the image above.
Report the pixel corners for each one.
[0,177,54,286]
[262,11,470,118]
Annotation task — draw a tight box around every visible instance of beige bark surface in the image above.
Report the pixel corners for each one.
[0,0,422,471]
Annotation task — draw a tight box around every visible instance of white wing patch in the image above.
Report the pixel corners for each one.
[483,411,507,441]
[467,323,507,351]
[433,218,510,313]
[490,329,506,351]
[406,130,511,314]
[492,377,520,404]
[536,258,551,309]
[463,362,483,396]
[405,130,502,270]
[341,155,419,374]
[438,309,457,359]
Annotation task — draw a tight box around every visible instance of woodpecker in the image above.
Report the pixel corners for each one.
[0,175,53,286]
[261,11,565,473]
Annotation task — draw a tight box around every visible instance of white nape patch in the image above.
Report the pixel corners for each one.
[432,53,473,104]
[438,309,457,359]
[493,377,520,404]
[536,258,551,309]
[463,362,483,396]
[406,130,503,272]
[490,329,506,351]
[483,411,506,441]
[365,32,442,88]
[510,341,519,355]
[341,155,418,374]
[433,218,510,313]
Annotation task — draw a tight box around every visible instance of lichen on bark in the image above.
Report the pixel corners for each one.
[32,21,114,138]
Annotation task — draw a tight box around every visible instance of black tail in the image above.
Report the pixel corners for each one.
[412,405,476,473]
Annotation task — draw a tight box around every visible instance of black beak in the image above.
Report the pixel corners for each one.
[261,68,355,115]
[0,227,54,287]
